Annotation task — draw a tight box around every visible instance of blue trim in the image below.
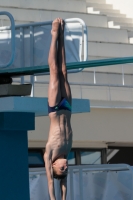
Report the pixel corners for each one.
[0,130,30,200]
[0,112,35,130]
[0,112,34,200]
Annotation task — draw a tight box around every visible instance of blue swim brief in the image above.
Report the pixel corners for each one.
[48,97,72,113]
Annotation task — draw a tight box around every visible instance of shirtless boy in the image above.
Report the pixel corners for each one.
[44,18,73,200]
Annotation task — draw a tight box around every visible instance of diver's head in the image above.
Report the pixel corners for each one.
[52,157,68,179]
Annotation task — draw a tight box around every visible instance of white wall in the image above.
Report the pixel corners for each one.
[28,107,133,148]
[106,0,133,18]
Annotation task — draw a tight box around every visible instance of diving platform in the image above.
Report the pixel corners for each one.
[0,97,90,115]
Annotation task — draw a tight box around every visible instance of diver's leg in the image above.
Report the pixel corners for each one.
[57,19,72,105]
[48,18,61,107]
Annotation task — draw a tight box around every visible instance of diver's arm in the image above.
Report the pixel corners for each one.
[60,176,67,200]
[44,144,56,200]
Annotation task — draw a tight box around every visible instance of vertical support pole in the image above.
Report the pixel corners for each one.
[20,27,24,85]
[83,24,88,62]
[0,112,35,200]
[79,168,83,200]
[122,65,125,86]
[94,68,96,84]
[30,26,34,97]
[69,168,74,200]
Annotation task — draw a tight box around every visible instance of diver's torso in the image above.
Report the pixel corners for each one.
[48,110,72,161]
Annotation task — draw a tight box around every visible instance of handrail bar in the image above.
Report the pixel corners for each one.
[0,11,15,68]
[1,56,133,77]
[0,18,88,73]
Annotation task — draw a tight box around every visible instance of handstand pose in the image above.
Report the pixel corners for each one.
[44,18,72,200]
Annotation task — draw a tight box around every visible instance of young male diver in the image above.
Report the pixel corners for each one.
[44,18,72,200]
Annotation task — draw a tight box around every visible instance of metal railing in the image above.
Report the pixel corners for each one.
[29,164,133,200]
[0,11,15,68]
[2,18,88,96]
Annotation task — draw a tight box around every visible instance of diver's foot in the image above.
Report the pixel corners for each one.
[51,18,60,39]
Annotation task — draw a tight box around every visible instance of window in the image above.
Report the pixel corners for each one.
[80,151,102,164]
[28,150,44,167]
[28,148,105,167]
[68,151,76,165]
[107,147,133,165]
